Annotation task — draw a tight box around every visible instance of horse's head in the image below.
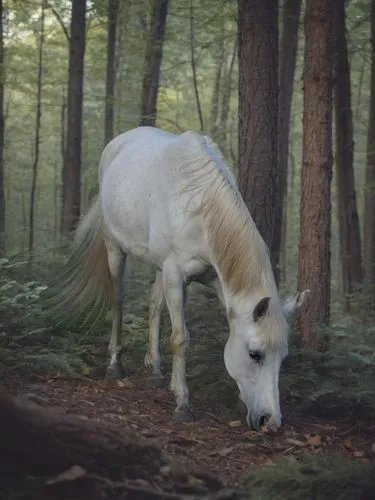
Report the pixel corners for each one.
[224,290,310,430]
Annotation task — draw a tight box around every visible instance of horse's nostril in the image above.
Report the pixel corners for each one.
[259,414,270,428]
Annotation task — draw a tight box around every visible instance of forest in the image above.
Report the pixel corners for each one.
[1,0,375,498]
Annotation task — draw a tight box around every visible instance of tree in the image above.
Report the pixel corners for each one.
[218,36,237,155]
[189,0,204,131]
[28,0,46,261]
[237,0,278,253]
[104,0,119,146]
[333,0,363,309]
[272,0,302,285]
[61,0,86,237]
[364,0,375,295]
[139,0,169,127]
[297,0,334,348]
[0,0,4,255]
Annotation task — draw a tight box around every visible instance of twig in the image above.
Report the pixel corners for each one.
[46,1,70,41]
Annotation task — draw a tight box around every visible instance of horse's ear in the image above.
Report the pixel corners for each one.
[282,289,310,317]
[253,297,270,322]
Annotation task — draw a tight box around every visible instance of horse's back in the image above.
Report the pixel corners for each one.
[99,127,209,266]
[98,127,177,181]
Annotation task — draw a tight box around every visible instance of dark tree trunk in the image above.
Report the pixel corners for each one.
[61,0,86,237]
[0,0,5,255]
[28,0,45,262]
[297,0,334,349]
[0,387,227,499]
[104,0,119,146]
[333,0,363,309]
[272,0,302,285]
[139,0,169,127]
[237,0,278,252]
[364,0,375,295]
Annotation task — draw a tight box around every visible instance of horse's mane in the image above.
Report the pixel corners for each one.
[170,131,287,348]
[173,131,276,297]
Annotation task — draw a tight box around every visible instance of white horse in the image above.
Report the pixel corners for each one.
[63,127,309,429]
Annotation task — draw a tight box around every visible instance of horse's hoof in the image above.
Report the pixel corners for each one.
[105,362,124,379]
[172,405,194,423]
[144,374,165,389]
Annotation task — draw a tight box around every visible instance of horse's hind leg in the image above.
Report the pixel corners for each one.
[106,246,126,379]
[144,270,165,388]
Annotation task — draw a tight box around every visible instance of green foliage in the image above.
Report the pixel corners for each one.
[240,454,375,500]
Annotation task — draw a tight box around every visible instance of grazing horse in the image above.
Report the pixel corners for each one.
[64,127,309,429]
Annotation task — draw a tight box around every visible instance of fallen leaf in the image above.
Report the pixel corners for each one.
[117,379,134,388]
[354,451,365,458]
[211,446,234,457]
[46,465,86,485]
[308,435,322,447]
[343,439,353,450]
[228,420,242,428]
[286,438,306,447]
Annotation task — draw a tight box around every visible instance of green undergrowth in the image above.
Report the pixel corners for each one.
[1,255,375,421]
[240,454,375,500]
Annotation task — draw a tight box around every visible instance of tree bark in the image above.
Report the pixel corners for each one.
[364,0,375,295]
[104,0,119,146]
[139,0,169,127]
[297,0,334,348]
[0,0,5,255]
[333,0,363,309]
[272,0,302,285]
[237,0,278,252]
[28,0,46,262]
[61,0,86,237]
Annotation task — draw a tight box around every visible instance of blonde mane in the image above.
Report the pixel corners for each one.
[171,131,287,349]
[175,132,276,298]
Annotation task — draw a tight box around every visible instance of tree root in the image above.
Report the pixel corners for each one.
[0,385,240,499]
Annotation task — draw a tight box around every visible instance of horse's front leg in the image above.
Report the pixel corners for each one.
[162,258,193,423]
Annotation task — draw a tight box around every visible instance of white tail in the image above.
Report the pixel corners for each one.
[50,198,114,329]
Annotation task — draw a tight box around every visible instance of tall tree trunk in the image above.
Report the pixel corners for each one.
[364,0,375,295]
[0,0,5,255]
[189,0,204,131]
[333,0,363,309]
[61,0,86,237]
[28,0,45,261]
[272,0,302,285]
[209,28,225,137]
[237,0,278,252]
[218,37,237,155]
[139,0,169,127]
[104,0,119,146]
[297,0,334,348]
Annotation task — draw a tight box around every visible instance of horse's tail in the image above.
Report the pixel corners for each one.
[49,198,114,330]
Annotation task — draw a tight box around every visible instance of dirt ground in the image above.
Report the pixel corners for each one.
[2,373,375,487]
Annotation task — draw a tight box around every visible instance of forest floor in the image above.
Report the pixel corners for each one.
[3,372,375,486]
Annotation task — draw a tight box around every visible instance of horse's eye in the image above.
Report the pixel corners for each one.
[249,350,262,363]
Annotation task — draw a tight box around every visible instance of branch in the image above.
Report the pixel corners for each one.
[46,1,70,42]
